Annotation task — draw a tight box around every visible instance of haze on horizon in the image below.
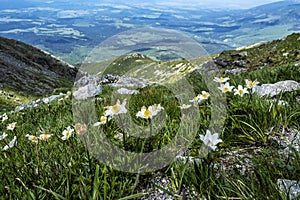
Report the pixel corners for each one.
[87,0,287,9]
[151,0,286,9]
[26,0,289,9]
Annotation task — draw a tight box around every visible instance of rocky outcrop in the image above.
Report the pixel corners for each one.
[15,93,66,111]
[73,73,149,100]
[253,80,300,97]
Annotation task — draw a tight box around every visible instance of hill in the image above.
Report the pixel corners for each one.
[0,36,78,96]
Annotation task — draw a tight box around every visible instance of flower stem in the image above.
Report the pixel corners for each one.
[247,89,253,107]
[118,115,126,149]
[149,119,152,137]
[82,136,93,177]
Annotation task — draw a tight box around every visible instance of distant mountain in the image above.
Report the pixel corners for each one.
[0,0,299,64]
[236,1,300,27]
[0,36,78,96]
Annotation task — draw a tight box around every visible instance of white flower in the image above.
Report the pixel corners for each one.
[199,130,222,151]
[189,94,201,103]
[190,91,210,104]
[3,136,17,151]
[93,116,111,126]
[199,91,210,100]
[213,77,230,83]
[136,104,164,119]
[26,134,39,143]
[7,122,17,131]
[178,104,192,110]
[61,126,74,140]
[245,79,259,89]
[234,85,249,97]
[39,134,53,141]
[218,82,235,93]
[0,132,8,140]
[1,113,8,122]
[151,104,164,114]
[104,99,127,117]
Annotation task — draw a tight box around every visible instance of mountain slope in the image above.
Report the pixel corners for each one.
[0,36,78,96]
[213,33,300,73]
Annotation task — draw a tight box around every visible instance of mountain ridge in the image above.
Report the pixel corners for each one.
[0,36,78,96]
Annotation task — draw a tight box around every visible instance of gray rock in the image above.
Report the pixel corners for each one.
[15,94,65,111]
[110,75,149,88]
[277,179,300,199]
[239,51,248,57]
[270,128,300,153]
[117,88,139,95]
[253,80,300,97]
[100,74,119,84]
[76,73,149,88]
[137,173,199,200]
[73,73,148,100]
[225,68,247,75]
[73,84,102,100]
[74,74,102,87]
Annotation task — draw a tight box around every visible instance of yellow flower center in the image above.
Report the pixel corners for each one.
[30,136,37,140]
[66,132,71,137]
[239,89,243,94]
[249,82,254,88]
[100,116,107,123]
[220,77,225,82]
[202,94,208,99]
[144,109,152,118]
[224,87,229,92]
[193,96,199,101]
[112,104,120,113]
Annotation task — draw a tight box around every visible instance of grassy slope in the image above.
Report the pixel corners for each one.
[218,33,300,73]
[0,33,299,199]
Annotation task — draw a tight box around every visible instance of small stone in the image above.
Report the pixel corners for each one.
[277,179,300,199]
[225,68,247,75]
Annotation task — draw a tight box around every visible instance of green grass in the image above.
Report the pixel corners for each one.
[1,32,300,199]
[0,88,35,112]
[1,60,299,199]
